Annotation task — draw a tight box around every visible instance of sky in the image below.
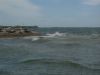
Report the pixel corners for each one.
[0,0,100,27]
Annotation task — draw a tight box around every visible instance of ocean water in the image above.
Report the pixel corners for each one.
[0,27,100,75]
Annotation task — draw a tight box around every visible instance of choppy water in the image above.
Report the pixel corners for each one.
[0,27,100,75]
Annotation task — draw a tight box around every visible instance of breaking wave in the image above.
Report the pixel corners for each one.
[23,32,100,42]
[45,32,66,37]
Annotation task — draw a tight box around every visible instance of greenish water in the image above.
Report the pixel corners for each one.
[0,27,100,75]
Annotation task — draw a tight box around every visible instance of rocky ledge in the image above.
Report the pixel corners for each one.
[0,26,41,38]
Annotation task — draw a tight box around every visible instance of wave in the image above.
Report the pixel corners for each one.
[19,57,100,70]
[23,31,100,42]
[23,32,67,41]
[19,58,92,69]
[45,32,100,38]
[46,32,66,37]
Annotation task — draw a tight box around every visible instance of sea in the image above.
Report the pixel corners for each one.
[0,27,100,75]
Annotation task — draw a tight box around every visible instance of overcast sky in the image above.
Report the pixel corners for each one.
[0,0,100,27]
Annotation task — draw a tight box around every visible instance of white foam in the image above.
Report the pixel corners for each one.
[23,32,67,41]
[23,36,40,41]
[46,32,66,37]
[32,37,40,41]
[24,32,99,41]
